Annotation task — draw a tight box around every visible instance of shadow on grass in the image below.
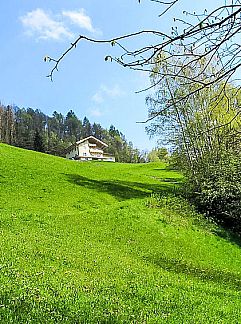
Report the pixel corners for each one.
[153,168,168,171]
[64,173,178,201]
[147,256,241,290]
[213,226,241,249]
[64,175,241,248]
[159,178,182,184]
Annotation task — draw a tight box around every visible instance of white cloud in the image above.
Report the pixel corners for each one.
[62,9,97,34]
[20,8,100,41]
[20,8,73,40]
[92,84,125,104]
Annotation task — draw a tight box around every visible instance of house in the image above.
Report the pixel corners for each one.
[66,136,115,162]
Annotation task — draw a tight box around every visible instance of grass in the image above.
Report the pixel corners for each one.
[0,143,241,323]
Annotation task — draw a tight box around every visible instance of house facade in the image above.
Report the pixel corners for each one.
[66,136,115,162]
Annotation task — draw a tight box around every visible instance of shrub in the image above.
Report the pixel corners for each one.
[187,156,241,233]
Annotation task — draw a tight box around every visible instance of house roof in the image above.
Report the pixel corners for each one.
[66,136,108,153]
[76,136,108,148]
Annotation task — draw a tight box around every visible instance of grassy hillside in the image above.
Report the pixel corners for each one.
[0,143,241,323]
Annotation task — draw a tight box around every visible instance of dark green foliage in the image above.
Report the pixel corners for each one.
[33,130,45,152]
[82,116,92,138]
[187,155,241,233]
[92,122,103,140]
[64,110,82,140]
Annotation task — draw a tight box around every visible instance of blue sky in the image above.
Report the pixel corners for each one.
[0,0,222,150]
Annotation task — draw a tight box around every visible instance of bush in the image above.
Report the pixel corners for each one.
[187,156,241,233]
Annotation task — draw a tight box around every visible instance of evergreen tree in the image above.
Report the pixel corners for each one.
[82,117,92,138]
[65,110,82,141]
[92,123,103,140]
[33,129,45,152]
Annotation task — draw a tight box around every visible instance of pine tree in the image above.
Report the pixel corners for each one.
[33,129,45,152]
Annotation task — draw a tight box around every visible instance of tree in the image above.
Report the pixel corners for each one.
[157,147,168,161]
[82,117,92,138]
[148,150,160,162]
[146,52,241,230]
[49,111,65,139]
[65,110,82,141]
[33,129,45,152]
[92,122,104,140]
[0,105,15,144]
[148,147,168,162]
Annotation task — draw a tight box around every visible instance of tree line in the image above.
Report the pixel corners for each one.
[0,104,148,163]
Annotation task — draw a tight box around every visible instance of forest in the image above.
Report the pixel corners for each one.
[0,104,147,163]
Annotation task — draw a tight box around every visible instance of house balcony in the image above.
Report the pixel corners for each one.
[89,148,103,154]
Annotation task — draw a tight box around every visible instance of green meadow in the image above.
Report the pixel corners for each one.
[0,143,241,323]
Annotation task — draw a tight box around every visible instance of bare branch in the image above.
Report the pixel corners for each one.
[46,0,241,125]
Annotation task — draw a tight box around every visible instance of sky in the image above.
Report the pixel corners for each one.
[0,0,222,150]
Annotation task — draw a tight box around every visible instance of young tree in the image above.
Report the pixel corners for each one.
[157,147,168,161]
[148,150,160,162]
[147,52,241,230]
[148,147,168,162]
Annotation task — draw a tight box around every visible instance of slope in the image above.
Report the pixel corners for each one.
[0,143,241,323]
